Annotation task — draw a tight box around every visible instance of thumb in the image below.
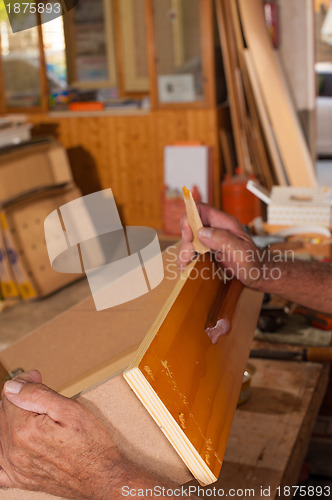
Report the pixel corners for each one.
[1,370,42,400]
[198,227,239,253]
[3,380,70,423]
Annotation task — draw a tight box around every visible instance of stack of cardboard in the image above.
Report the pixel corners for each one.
[0,138,82,307]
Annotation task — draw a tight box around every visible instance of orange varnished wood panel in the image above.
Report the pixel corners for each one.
[28,109,221,228]
[125,255,263,484]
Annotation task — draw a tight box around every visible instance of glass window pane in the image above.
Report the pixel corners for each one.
[71,0,112,84]
[153,0,203,103]
[119,0,149,92]
[42,15,68,94]
[0,18,42,108]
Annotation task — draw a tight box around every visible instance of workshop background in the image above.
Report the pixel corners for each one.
[0,0,332,498]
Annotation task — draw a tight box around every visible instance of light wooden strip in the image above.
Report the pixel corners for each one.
[243,49,288,186]
[238,0,317,187]
[215,0,247,173]
[227,0,274,189]
[124,368,216,486]
[219,129,234,177]
[182,187,209,255]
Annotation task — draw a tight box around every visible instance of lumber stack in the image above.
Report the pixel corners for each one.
[216,0,317,188]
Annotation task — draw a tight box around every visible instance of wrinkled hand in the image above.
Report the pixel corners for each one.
[0,371,124,499]
[178,203,265,288]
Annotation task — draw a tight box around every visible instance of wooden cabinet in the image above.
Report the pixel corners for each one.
[63,0,117,89]
[146,0,217,108]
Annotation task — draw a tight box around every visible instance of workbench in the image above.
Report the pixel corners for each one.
[184,358,329,499]
[2,357,328,500]
[0,246,329,498]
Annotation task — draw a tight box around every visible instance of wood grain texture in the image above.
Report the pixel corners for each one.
[124,255,263,485]
[227,0,274,189]
[28,109,221,227]
[238,0,317,187]
[243,49,288,186]
[215,0,248,174]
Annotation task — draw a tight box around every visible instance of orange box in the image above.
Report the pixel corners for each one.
[69,101,105,112]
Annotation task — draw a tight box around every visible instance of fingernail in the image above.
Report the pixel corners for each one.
[5,380,24,394]
[199,227,213,240]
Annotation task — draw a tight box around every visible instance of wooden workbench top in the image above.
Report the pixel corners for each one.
[3,358,328,500]
[184,358,329,498]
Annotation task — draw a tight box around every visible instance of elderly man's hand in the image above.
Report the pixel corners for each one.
[178,203,266,288]
[0,370,125,499]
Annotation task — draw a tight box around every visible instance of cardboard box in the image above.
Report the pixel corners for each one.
[0,123,32,148]
[0,139,73,204]
[0,185,82,299]
[0,223,20,299]
[0,247,262,499]
[268,186,332,227]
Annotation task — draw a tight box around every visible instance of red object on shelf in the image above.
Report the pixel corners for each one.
[162,185,201,236]
[264,1,279,49]
[221,174,262,225]
[69,102,105,112]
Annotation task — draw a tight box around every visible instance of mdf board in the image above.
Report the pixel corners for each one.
[0,373,192,500]
[0,248,180,392]
[125,256,263,485]
[238,0,317,188]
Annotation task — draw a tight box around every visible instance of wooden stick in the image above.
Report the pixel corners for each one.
[182,186,210,254]
[219,129,234,177]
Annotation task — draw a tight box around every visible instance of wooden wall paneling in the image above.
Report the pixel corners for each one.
[28,108,221,227]
[238,0,317,187]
